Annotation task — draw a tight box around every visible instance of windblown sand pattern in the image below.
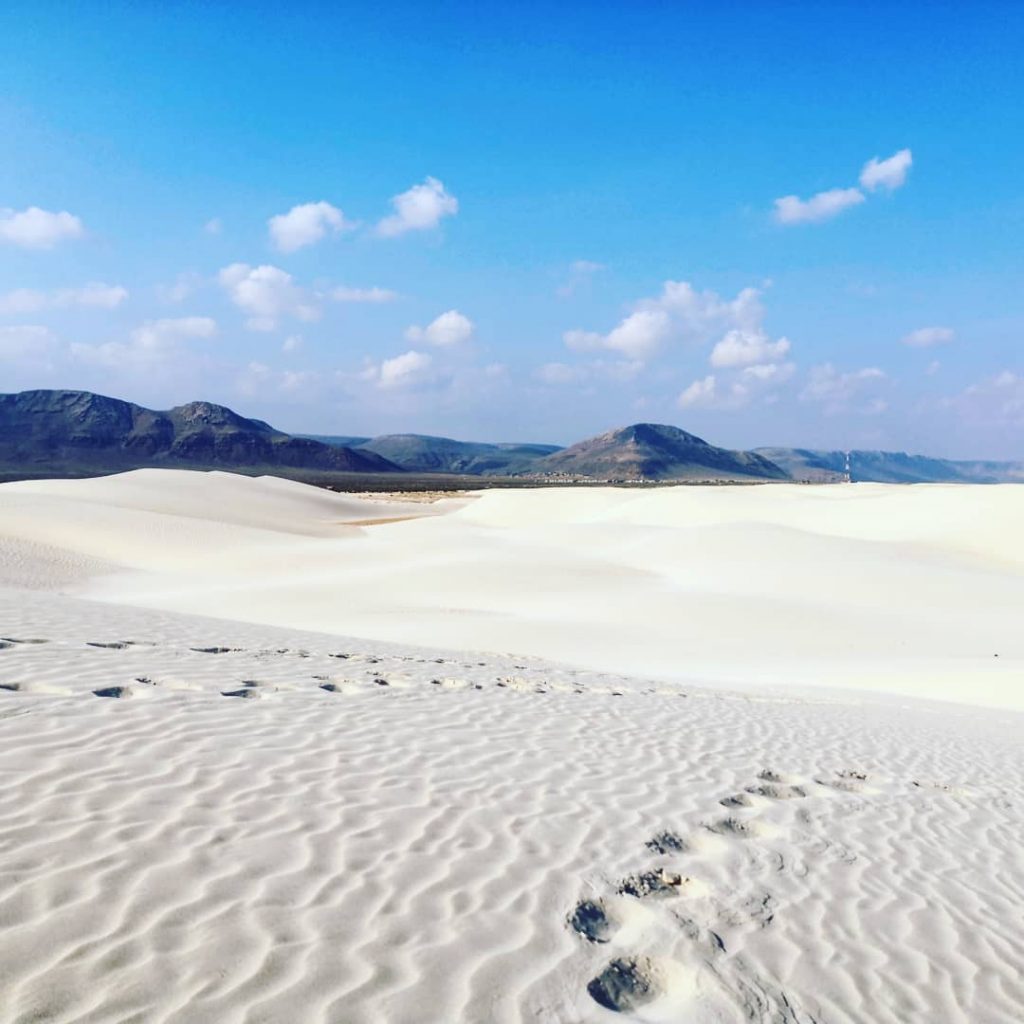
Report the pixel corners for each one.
[0,471,1022,1022]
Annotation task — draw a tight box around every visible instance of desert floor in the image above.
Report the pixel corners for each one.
[0,471,1021,1023]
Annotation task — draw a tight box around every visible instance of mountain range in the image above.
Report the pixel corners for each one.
[1,389,1021,484]
[0,390,399,479]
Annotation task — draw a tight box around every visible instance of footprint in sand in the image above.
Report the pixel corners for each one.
[587,956,660,1012]
[86,641,132,650]
[617,869,691,900]
[92,686,134,698]
[568,899,615,943]
[191,646,235,655]
[0,637,49,645]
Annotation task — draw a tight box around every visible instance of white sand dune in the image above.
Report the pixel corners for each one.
[0,469,1020,709]
[0,470,1022,1023]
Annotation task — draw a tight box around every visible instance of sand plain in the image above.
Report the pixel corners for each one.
[0,469,1021,1023]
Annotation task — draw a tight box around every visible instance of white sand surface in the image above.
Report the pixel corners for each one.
[1,469,1020,709]
[1,470,1022,1023]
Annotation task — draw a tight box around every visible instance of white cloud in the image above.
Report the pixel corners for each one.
[377,177,458,237]
[0,207,84,249]
[925,360,941,376]
[204,217,223,235]
[71,316,217,369]
[0,324,57,363]
[282,334,303,353]
[564,309,669,361]
[377,350,433,389]
[405,309,474,347]
[801,363,886,413]
[0,283,128,315]
[710,329,791,368]
[677,375,717,408]
[218,263,318,331]
[774,188,865,225]
[902,325,954,348]
[268,201,352,253]
[331,285,399,303]
[742,361,795,383]
[860,149,913,192]
[565,280,777,367]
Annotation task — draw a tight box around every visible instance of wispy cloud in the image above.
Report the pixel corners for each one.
[901,325,954,348]
[773,187,865,225]
[0,283,127,314]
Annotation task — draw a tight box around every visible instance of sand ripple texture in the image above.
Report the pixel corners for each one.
[1,590,1022,1024]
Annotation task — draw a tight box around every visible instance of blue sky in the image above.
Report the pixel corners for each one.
[1,2,1022,457]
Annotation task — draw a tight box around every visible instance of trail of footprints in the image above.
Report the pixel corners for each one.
[0,633,658,701]
[567,767,879,1019]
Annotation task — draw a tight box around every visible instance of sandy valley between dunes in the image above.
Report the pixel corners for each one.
[0,470,1021,1023]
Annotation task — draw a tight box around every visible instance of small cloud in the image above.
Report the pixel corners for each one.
[331,285,399,303]
[565,309,670,361]
[204,217,223,235]
[709,329,791,368]
[860,148,913,192]
[268,201,353,253]
[925,360,941,376]
[742,361,795,383]
[0,206,84,249]
[377,177,458,237]
[218,263,318,331]
[405,309,474,347]
[677,374,717,409]
[282,334,303,353]
[901,325,954,348]
[377,349,432,389]
[774,188,865,225]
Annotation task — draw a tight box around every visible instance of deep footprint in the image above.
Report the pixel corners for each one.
[618,869,686,899]
[569,899,614,943]
[588,957,658,1012]
[645,830,687,854]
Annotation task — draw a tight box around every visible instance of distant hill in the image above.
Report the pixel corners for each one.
[0,390,402,478]
[350,434,562,475]
[756,447,1024,484]
[536,423,788,481]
